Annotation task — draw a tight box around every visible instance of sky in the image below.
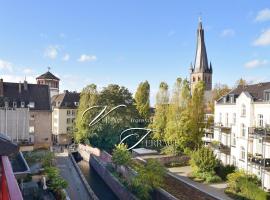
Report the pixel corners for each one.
[0,1,270,104]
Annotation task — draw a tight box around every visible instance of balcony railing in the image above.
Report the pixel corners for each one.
[248,154,270,171]
[214,123,232,134]
[249,127,270,142]
[210,141,231,154]
[1,156,23,200]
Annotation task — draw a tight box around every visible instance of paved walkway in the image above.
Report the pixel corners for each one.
[55,152,92,200]
[168,166,233,200]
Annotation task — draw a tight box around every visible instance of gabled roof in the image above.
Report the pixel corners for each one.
[36,71,60,81]
[217,82,270,103]
[191,19,212,74]
[52,91,80,109]
[0,82,51,110]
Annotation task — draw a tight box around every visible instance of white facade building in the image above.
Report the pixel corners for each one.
[213,82,270,191]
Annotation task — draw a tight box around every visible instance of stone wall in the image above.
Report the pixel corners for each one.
[90,155,137,200]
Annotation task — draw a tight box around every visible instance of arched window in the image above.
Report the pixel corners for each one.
[241,104,246,117]
[193,77,196,82]
[198,77,201,81]
[241,123,246,137]
[240,146,245,160]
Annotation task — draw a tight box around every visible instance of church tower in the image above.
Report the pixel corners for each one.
[36,68,60,98]
[190,18,213,91]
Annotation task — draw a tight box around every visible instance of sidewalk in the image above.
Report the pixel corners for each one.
[167,166,233,200]
[55,152,92,200]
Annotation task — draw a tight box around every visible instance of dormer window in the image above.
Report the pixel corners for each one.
[13,101,17,108]
[229,94,234,103]
[21,101,25,108]
[28,102,35,108]
[74,102,79,106]
[4,101,9,108]
[264,90,270,101]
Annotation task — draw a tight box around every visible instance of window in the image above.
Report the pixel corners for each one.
[264,91,270,101]
[72,110,75,116]
[232,133,236,146]
[240,146,245,160]
[232,113,236,125]
[241,104,246,117]
[29,126,35,133]
[21,101,25,108]
[4,101,9,108]
[193,77,196,82]
[67,110,71,115]
[225,113,229,127]
[13,101,17,108]
[258,114,263,127]
[219,113,222,124]
[232,156,236,166]
[67,118,71,124]
[241,123,246,137]
[223,96,226,103]
[198,77,201,81]
[229,95,234,103]
[28,102,35,108]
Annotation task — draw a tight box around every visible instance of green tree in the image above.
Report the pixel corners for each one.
[88,84,139,152]
[164,78,190,154]
[132,159,165,200]
[74,84,99,142]
[236,78,247,87]
[150,82,169,140]
[135,81,150,123]
[209,83,231,113]
[112,144,131,168]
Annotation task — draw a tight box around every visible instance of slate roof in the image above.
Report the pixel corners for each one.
[0,82,51,111]
[0,133,19,156]
[52,91,80,109]
[36,71,60,81]
[190,19,212,74]
[217,82,270,103]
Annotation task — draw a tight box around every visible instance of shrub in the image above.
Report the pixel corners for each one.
[112,144,131,167]
[214,162,235,180]
[226,171,268,200]
[191,171,222,183]
[190,147,218,173]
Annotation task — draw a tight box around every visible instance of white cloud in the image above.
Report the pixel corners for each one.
[23,68,33,74]
[244,59,268,68]
[44,45,59,59]
[220,29,235,37]
[78,54,97,62]
[62,54,70,61]
[255,8,270,22]
[253,29,270,46]
[0,59,13,72]
[1,74,36,83]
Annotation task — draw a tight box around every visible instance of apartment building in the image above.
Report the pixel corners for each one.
[51,91,80,145]
[0,78,52,149]
[213,82,270,190]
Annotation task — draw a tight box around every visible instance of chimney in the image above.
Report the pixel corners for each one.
[19,82,22,93]
[24,80,28,91]
[0,78,3,97]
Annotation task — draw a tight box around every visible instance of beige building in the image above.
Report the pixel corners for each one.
[51,91,80,145]
[0,78,52,149]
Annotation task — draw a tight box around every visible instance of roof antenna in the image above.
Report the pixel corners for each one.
[48,66,51,72]
[198,12,202,22]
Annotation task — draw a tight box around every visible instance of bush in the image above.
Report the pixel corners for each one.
[214,162,235,180]
[226,171,269,200]
[112,144,131,167]
[191,171,222,183]
[190,147,218,173]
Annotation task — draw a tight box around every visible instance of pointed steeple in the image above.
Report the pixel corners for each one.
[193,18,210,73]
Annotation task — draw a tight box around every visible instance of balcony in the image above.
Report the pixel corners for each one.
[214,123,232,134]
[210,141,231,155]
[249,127,270,141]
[248,154,270,171]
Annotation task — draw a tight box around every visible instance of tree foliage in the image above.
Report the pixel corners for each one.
[112,143,131,167]
[150,82,169,140]
[135,81,150,123]
[74,84,139,152]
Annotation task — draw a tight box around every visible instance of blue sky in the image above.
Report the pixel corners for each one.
[0,1,270,104]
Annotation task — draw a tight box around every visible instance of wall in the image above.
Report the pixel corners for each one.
[30,111,52,149]
[0,108,29,142]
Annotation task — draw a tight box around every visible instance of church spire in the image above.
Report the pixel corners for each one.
[193,18,210,73]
